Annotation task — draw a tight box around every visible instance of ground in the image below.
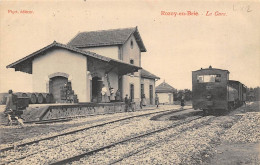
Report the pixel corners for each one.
[210,143,259,165]
[207,102,260,165]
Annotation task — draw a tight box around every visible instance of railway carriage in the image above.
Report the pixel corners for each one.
[192,66,246,114]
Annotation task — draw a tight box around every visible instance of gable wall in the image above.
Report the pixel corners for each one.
[157,93,174,104]
[82,46,119,60]
[121,34,142,104]
[32,48,88,102]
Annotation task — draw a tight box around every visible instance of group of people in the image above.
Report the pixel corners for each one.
[101,84,121,103]
[101,84,164,110]
[124,93,160,112]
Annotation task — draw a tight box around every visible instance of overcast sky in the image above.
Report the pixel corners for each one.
[0,0,259,93]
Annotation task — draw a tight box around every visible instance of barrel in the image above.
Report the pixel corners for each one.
[42,93,51,104]
[27,93,37,104]
[45,93,54,103]
[49,94,54,103]
[37,93,45,104]
[15,92,28,97]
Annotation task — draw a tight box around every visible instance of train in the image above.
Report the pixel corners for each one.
[192,66,246,114]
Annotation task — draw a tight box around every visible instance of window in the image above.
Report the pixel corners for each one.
[130,40,133,49]
[197,74,221,83]
[129,59,135,75]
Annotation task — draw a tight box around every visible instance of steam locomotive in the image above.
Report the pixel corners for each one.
[192,66,246,114]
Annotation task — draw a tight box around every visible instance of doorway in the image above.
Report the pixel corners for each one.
[92,77,103,102]
[149,85,153,104]
[49,76,68,102]
[130,84,134,102]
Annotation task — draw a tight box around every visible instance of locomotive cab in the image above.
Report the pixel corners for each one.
[192,66,230,112]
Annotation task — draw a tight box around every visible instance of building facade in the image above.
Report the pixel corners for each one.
[140,69,160,105]
[155,81,176,104]
[7,27,159,106]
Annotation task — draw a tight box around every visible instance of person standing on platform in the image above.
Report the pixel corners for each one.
[5,90,24,126]
[5,90,15,125]
[141,94,147,107]
[124,94,130,112]
[115,89,121,101]
[101,84,108,103]
[155,94,159,108]
[180,95,185,110]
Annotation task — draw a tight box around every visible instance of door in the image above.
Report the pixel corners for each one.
[149,85,153,104]
[49,76,68,102]
[130,84,134,102]
[92,77,103,102]
[119,76,123,99]
[141,84,144,98]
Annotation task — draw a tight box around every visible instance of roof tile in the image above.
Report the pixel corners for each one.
[68,27,146,52]
[141,69,160,79]
[156,81,176,93]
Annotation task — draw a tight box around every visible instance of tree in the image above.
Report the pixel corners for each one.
[246,87,260,101]
[175,89,192,101]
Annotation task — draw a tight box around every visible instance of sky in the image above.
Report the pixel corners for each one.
[0,0,259,93]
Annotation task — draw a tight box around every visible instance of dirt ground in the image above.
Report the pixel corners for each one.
[207,102,260,165]
[209,143,259,165]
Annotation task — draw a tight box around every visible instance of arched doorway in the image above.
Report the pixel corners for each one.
[49,76,68,102]
[92,77,103,103]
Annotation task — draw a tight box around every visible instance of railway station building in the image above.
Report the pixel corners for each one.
[7,27,159,107]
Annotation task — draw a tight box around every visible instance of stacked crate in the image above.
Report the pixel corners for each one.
[60,82,78,103]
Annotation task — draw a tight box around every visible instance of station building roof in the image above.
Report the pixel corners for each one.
[140,69,160,80]
[6,41,141,75]
[156,81,176,93]
[68,27,147,52]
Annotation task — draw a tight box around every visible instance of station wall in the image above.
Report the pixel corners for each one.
[157,93,174,104]
[141,78,156,105]
[32,48,88,102]
[121,34,142,104]
[83,46,119,60]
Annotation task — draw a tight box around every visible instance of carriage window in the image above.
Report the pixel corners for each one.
[197,75,204,83]
[197,74,221,83]
[215,74,221,82]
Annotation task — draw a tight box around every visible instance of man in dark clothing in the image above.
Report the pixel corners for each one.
[180,96,185,110]
[124,94,130,112]
[155,94,159,108]
[5,90,15,125]
[5,90,24,126]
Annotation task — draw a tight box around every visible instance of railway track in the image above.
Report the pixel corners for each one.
[50,116,203,165]
[107,115,211,165]
[0,107,190,152]
[0,107,193,164]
